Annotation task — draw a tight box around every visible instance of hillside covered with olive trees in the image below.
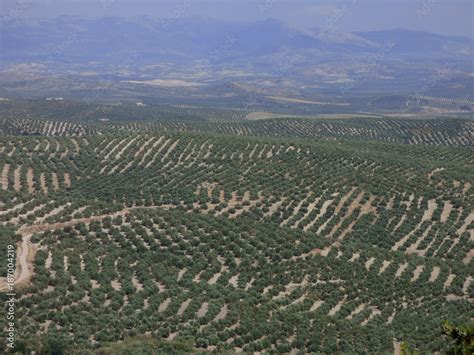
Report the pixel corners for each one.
[0,111,472,353]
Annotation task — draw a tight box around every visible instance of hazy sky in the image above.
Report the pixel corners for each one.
[2,0,473,37]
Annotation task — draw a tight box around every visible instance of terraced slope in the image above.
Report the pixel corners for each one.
[0,124,472,353]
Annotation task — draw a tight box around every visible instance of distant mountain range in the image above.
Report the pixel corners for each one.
[0,17,473,109]
[1,16,473,65]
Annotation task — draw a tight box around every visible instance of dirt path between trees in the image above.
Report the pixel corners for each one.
[0,234,35,292]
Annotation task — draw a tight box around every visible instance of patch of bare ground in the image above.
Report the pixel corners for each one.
[80,255,85,271]
[463,182,471,194]
[349,253,360,262]
[70,138,80,153]
[1,163,9,190]
[154,281,166,293]
[387,196,395,209]
[42,285,55,294]
[229,274,239,287]
[177,268,187,281]
[328,296,347,316]
[41,320,53,333]
[214,305,228,321]
[63,255,69,271]
[443,274,456,290]
[13,166,21,192]
[193,270,203,283]
[40,173,48,193]
[91,280,100,289]
[158,298,171,313]
[463,249,474,265]
[386,309,396,325]
[266,145,275,159]
[132,274,144,291]
[310,300,324,312]
[394,340,402,355]
[404,194,415,209]
[410,265,424,282]
[457,213,474,236]
[423,199,437,221]
[0,234,36,292]
[320,245,333,257]
[177,299,191,316]
[166,332,179,341]
[446,294,465,302]
[51,172,59,191]
[263,285,273,295]
[64,173,71,188]
[395,263,408,278]
[26,168,34,193]
[218,189,225,203]
[463,276,472,295]
[429,266,441,282]
[196,302,209,317]
[379,260,391,274]
[365,257,375,270]
[45,251,52,269]
[227,191,239,206]
[440,201,453,223]
[263,198,286,217]
[7,146,15,157]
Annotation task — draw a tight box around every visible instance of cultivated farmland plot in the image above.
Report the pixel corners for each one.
[0,115,472,353]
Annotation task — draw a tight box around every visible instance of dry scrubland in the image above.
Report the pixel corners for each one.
[0,116,473,353]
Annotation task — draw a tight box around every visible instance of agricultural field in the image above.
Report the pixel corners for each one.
[1,103,473,147]
[0,114,473,353]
